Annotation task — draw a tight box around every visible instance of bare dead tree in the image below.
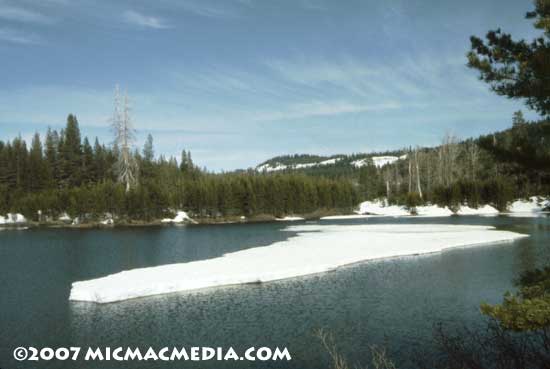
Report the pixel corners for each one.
[408,151,413,193]
[438,132,460,187]
[111,85,138,192]
[414,147,423,199]
[465,140,480,183]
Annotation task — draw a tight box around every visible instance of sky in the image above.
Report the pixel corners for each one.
[0,0,542,171]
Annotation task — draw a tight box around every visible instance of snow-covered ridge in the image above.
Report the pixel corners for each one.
[257,158,341,172]
[69,224,527,303]
[352,155,407,168]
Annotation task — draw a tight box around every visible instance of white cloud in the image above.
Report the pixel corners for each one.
[0,27,37,44]
[0,3,53,24]
[253,100,401,121]
[123,10,170,29]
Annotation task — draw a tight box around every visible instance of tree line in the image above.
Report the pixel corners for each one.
[0,115,358,221]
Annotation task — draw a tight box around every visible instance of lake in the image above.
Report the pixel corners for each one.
[1,215,549,369]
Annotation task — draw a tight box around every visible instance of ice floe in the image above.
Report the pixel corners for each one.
[69,224,527,303]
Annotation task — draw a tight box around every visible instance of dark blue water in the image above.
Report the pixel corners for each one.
[1,216,549,369]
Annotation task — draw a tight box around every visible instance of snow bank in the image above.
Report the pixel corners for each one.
[320,214,373,220]
[507,197,549,217]
[358,200,410,216]
[456,205,499,216]
[415,205,453,217]
[275,216,305,221]
[69,224,527,303]
[0,213,27,225]
[161,211,196,224]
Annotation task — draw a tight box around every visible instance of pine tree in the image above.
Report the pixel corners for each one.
[82,137,94,184]
[29,132,46,192]
[62,114,82,187]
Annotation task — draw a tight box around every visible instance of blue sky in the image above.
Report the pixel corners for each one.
[0,0,541,170]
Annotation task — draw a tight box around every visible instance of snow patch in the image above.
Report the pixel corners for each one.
[258,158,341,172]
[415,205,454,217]
[352,155,406,169]
[69,224,527,303]
[0,213,27,225]
[58,212,72,222]
[321,214,373,220]
[161,211,195,224]
[358,200,410,216]
[456,205,499,216]
[275,216,305,221]
[507,197,549,216]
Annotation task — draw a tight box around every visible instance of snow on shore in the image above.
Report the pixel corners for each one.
[321,214,373,220]
[69,224,527,303]
[415,205,454,217]
[456,205,499,216]
[358,200,410,216]
[161,211,196,224]
[506,197,549,217]
[276,216,305,221]
[358,200,500,217]
[0,213,27,225]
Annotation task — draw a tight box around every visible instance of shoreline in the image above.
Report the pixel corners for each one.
[0,210,344,229]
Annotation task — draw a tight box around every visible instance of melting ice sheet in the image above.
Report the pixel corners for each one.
[69,224,527,303]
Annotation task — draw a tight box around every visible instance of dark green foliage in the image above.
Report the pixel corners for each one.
[0,118,357,221]
[404,192,422,212]
[481,266,550,331]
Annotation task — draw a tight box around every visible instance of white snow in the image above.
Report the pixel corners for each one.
[415,205,454,217]
[0,213,27,225]
[358,200,410,216]
[58,212,72,222]
[258,158,341,172]
[456,205,499,216]
[358,200,501,217]
[276,216,305,221]
[506,197,549,217]
[100,218,114,225]
[372,156,400,168]
[161,211,196,224]
[351,158,370,168]
[257,163,288,172]
[321,214,373,220]
[352,155,406,169]
[69,224,527,303]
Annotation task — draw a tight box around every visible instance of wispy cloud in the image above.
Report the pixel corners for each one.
[175,0,240,18]
[123,10,170,29]
[253,100,401,122]
[0,3,53,24]
[0,27,38,44]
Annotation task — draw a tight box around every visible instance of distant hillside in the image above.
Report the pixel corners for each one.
[255,151,407,174]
